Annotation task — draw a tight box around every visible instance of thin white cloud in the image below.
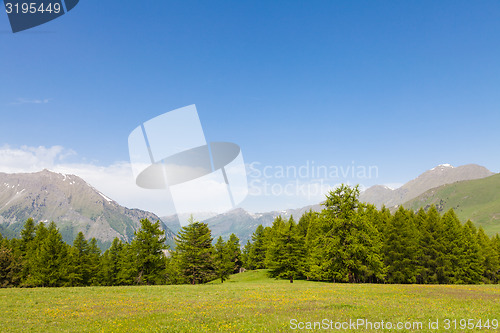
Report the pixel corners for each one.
[0,145,177,217]
[10,98,51,105]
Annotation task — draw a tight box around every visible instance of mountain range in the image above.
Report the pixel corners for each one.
[163,163,498,243]
[0,170,175,249]
[359,164,494,208]
[1,163,498,250]
[403,173,500,236]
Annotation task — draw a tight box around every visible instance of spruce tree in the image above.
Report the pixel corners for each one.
[175,217,215,284]
[440,210,465,284]
[226,233,242,274]
[0,241,22,287]
[460,222,483,284]
[476,227,499,283]
[419,205,445,284]
[247,225,267,269]
[131,219,168,285]
[67,232,90,286]
[383,207,421,284]
[100,238,123,286]
[214,236,234,283]
[25,222,68,287]
[267,216,304,283]
[320,185,384,283]
[116,242,138,285]
[88,238,101,285]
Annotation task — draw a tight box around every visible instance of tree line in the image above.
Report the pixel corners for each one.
[243,185,500,284]
[0,216,244,287]
[1,184,499,287]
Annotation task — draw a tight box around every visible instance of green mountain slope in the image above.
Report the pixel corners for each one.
[403,173,500,236]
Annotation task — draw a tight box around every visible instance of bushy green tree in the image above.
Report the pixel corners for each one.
[24,222,68,287]
[246,225,267,269]
[67,232,90,286]
[132,219,168,285]
[267,216,304,283]
[384,207,421,283]
[476,227,499,283]
[226,234,242,274]
[175,217,214,284]
[214,236,234,283]
[100,238,124,286]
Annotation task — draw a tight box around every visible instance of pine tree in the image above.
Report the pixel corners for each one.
[476,227,499,283]
[100,238,124,286]
[419,205,445,284]
[0,241,22,287]
[226,234,242,274]
[242,240,252,269]
[116,242,138,285]
[383,207,421,284]
[88,238,101,285]
[267,217,304,283]
[20,218,36,252]
[18,218,37,282]
[25,222,68,287]
[67,232,90,286]
[440,210,465,284]
[214,236,234,283]
[247,225,267,269]
[460,222,483,284]
[320,185,384,283]
[131,219,168,285]
[175,217,215,284]
[323,184,361,220]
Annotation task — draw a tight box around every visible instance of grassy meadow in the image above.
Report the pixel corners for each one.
[0,270,499,332]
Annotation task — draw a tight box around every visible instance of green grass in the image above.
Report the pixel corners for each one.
[404,174,500,236]
[0,270,499,332]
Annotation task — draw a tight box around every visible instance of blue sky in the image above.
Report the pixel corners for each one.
[1,1,499,214]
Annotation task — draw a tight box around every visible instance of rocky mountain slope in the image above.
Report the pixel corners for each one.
[0,170,175,249]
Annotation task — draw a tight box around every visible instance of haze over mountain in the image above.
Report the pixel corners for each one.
[0,170,175,248]
[360,164,494,208]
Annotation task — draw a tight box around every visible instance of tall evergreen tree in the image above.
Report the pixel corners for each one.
[214,236,234,283]
[226,233,242,274]
[267,217,304,283]
[439,210,468,284]
[320,185,384,283]
[25,222,68,287]
[100,237,124,286]
[131,219,168,285]
[67,232,90,286]
[476,227,499,283]
[0,241,22,287]
[88,238,101,285]
[419,205,445,284]
[175,218,215,284]
[383,207,421,284]
[116,242,138,285]
[460,222,483,284]
[246,225,267,269]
